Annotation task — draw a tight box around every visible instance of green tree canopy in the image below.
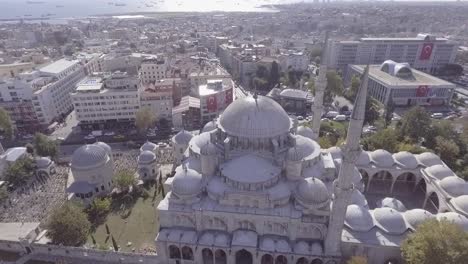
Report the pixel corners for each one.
[114,169,136,191]
[0,186,8,203]
[5,157,34,187]
[87,197,111,224]
[402,219,468,264]
[269,61,280,87]
[135,107,156,134]
[364,97,380,125]
[347,256,368,264]
[362,128,399,153]
[46,203,91,246]
[326,70,344,97]
[0,108,13,139]
[345,74,361,101]
[434,136,460,168]
[399,106,431,142]
[33,133,58,158]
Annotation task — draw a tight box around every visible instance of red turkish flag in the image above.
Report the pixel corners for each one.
[207,95,217,112]
[419,43,433,60]
[225,88,233,104]
[416,85,429,97]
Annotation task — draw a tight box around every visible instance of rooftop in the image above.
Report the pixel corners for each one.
[40,59,79,75]
[0,222,40,242]
[75,77,103,92]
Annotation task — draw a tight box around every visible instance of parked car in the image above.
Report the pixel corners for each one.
[325,111,339,118]
[333,115,347,121]
[114,134,125,140]
[431,113,444,119]
[297,116,304,121]
[84,134,95,140]
[22,134,34,139]
[104,131,116,136]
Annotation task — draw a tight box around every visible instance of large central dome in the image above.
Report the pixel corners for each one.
[218,95,292,138]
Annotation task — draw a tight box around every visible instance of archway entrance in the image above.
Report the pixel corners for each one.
[296,257,308,264]
[235,249,253,264]
[181,246,194,260]
[169,245,181,259]
[261,254,274,264]
[215,249,227,264]
[368,171,393,194]
[275,255,288,264]
[202,248,213,264]
[392,172,416,196]
[424,192,439,214]
[311,259,323,264]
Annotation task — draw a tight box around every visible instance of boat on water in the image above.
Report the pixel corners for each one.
[26,0,45,4]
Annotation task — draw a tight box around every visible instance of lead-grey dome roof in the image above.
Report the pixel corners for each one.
[138,150,156,164]
[296,126,314,139]
[140,141,157,152]
[36,157,52,168]
[172,167,203,198]
[172,130,193,145]
[296,177,329,205]
[71,144,109,169]
[94,141,112,155]
[218,96,292,139]
[202,120,217,133]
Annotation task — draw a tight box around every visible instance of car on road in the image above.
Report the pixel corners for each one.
[114,134,125,140]
[84,134,95,140]
[104,131,116,136]
[431,113,444,119]
[297,116,304,121]
[325,111,339,119]
[22,134,34,139]
[333,115,347,121]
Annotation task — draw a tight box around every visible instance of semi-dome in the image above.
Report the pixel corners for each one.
[202,120,217,133]
[439,176,468,197]
[376,197,407,212]
[437,212,468,230]
[451,195,468,215]
[172,167,203,198]
[200,141,217,155]
[416,152,443,167]
[296,177,329,205]
[36,157,52,168]
[71,144,109,169]
[138,150,156,164]
[218,96,292,139]
[370,149,394,168]
[424,164,455,180]
[350,189,368,208]
[345,205,374,232]
[296,126,314,139]
[404,209,434,230]
[94,141,112,155]
[140,141,157,152]
[356,151,371,166]
[373,207,408,234]
[172,130,193,145]
[393,151,418,169]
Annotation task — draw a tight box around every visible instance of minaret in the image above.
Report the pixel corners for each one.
[325,65,370,256]
[311,33,329,140]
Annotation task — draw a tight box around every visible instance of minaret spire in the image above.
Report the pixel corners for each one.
[311,32,329,140]
[324,65,369,256]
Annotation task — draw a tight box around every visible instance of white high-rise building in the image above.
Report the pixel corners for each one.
[328,33,457,76]
[140,57,168,84]
[279,51,309,72]
[71,72,142,130]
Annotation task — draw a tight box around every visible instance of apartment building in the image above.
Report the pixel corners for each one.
[199,79,234,124]
[329,33,457,76]
[188,66,231,96]
[139,57,168,84]
[279,51,309,72]
[140,79,173,122]
[71,72,142,130]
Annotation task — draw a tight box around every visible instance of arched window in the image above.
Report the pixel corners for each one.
[215,249,227,264]
[181,246,194,260]
[235,249,252,264]
[168,245,181,259]
[275,255,287,264]
[261,254,274,264]
[311,259,323,264]
[296,257,308,264]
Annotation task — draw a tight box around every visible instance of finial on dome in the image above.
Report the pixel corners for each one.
[182,162,188,172]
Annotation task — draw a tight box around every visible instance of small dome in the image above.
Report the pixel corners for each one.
[172,167,203,198]
[218,96,292,139]
[424,164,455,180]
[376,197,407,212]
[94,141,112,155]
[373,207,408,234]
[294,241,309,254]
[370,149,394,168]
[345,205,374,232]
[296,177,329,205]
[404,209,434,230]
[140,141,157,152]
[71,145,108,169]
[200,142,217,156]
[393,151,418,169]
[36,157,52,168]
[296,126,314,139]
[327,146,342,160]
[439,176,468,197]
[138,150,156,164]
[310,242,323,255]
[172,130,193,145]
[202,120,217,133]
[356,151,371,166]
[350,189,368,208]
[287,135,320,161]
[416,152,443,167]
[451,195,468,215]
[437,212,468,231]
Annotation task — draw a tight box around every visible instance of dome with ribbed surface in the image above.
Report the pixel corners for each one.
[310,242,323,255]
[373,207,408,234]
[393,151,418,169]
[345,205,374,232]
[439,176,468,197]
[202,120,217,133]
[218,96,292,138]
[296,126,314,139]
[296,177,329,205]
[172,167,203,198]
[94,141,112,155]
[356,151,371,166]
[437,212,468,230]
[404,209,434,230]
[451,195,468,215]
[376,197,407,212]
[140,141,157,152]
[424,165,455,180]
[417,152,443,167]
[370,149,394,167]
[172,130,193,145]
[138,150,156,164]
[71,144,109,169]
[350,189,368,208]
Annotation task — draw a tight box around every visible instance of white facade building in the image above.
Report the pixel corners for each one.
[71,72,142,130]
[347,61,456,107]
[199,79,234,124]
[328,33,457,76]
[279,52,309,72]
[140,79,173,122]
[31,59,85,126]
[140,57,168,84]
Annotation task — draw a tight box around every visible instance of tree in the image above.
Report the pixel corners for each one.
[0,108,13,139]
[4,157,34,187]
[362,128,399,153]
[111,235,119,251]
[402,220,468,264]
[326,71,344,97]
[47,203,91,246]
[347,256,368,264]
[399,106,431,142]
[435,136,460,168]
[135,107,156,134]
[364,97,380,125]
[114,169,136,191]
[87,197,111,223]
[25,143,35,155]
[33,133,58,158]
[0,186,8,203]
[345,74,361,101]
[269,61,280,87]
[384,100,395,128]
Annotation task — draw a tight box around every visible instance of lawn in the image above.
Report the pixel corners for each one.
[87,184,162,253]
